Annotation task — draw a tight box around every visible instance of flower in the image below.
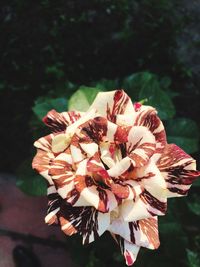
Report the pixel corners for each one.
[32,90,200,265]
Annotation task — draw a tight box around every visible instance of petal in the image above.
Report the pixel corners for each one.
[69,159,117,212]
[108,157,132,177]
[66,108,97,136]
[113,235,140,266]
[45,185,62,225]
[120,189,167,222]
[59,204,110,244]
[109,217,160,250]
[49,152,75,199]
[32,134,55,184]
[52,133,71,153]
[135,159,167,199]
[134,105,167,162]
[89,90,135,122]
[126,126,156,167]
[43,109,83,132]
[79,116,108,142]
[33,133,54,152]
[111,180,143,201]
[157,144,200,197]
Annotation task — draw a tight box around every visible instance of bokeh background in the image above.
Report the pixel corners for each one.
[0,1,200,267]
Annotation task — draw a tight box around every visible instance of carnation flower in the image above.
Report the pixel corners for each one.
[32,90,200,265]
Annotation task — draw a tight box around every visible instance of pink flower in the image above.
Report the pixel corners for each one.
[32,90,200,265]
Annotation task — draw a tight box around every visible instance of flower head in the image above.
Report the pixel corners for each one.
[32,90,200,265]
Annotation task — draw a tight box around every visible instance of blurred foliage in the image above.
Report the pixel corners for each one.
[0,0,199,267]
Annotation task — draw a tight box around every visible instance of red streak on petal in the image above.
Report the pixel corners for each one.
[134,102,142,111]
[98,169,109,179]
[114,126,130,143]
[109,144,115,158]
[114,90,123,102]
[125,251,134,266]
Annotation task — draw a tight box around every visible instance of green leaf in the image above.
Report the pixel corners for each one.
[159,76,172,89]
[138,74,175,120]
[93,79,118,91]
[32,97,68,120]
[16,159,47,196]
[166,118,199,154]
[187,194,200,216]
[68,86,102,112]
[122,72,175,119]
[187,249,200,267]
[122,72,152,100]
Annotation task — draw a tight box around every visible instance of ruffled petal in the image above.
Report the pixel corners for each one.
[157,144,200,197]
[59,204,110,244]
[109,217,160,250]
[126,126,156,167]
[33,133,54,152]
[133,106,167,162]
[43,109,83,132]
[49,151,75,199]
[89,90,135,122]
[111,180,143,201]
[68,159,118,212]
[32,134,55,184]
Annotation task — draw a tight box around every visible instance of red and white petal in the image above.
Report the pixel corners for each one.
[108,157,132,178]
[45,185,62,225]
[32,135,55,184]
[126,126,156,167]
[157,144,200,197]
[87,155,113,187]
[133,106,167,162]
[136,159,167,199]
[109,217,160,250]
[120,189,167,222]
[89,90,135,122]
[79,116,108,143]
[59,204,110,244]
[80,142,98,157]
[100,142,119,169]
[73,178,117,212]
[43,109,83,132]
[70,159,118,212]
[66,108,97,136]
[111,180,142,201]
[33,134,54,152]
[113,235,140,266]
[49,153,75,199]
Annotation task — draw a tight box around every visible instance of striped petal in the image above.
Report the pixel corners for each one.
[109,217,160,250]
[126,126,156,167]
[49,151,75,199]
[134,106,167,162]
[120,188,167,222]
[135,159,167,199]
[45,185,62,225]
[113,235,140,266]
[89,90,135,122]
[68,159,118,212]
[59,204,110,244]
[43,109,83,132]
[111,180,143,201]
[32,134,55,184]
[157,144,200,197]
